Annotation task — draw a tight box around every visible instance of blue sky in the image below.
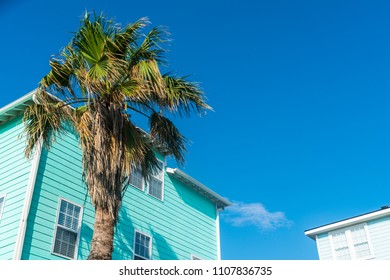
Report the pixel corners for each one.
[2,0,390,260]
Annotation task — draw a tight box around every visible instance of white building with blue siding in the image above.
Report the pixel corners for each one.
[305,207,390,260]
[0,92,231,260]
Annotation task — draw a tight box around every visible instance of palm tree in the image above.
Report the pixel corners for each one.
[23,12,210,260]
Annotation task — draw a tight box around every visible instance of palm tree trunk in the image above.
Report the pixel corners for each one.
[88,206,115,260]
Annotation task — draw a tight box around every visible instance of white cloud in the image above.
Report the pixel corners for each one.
[223,202,292,230]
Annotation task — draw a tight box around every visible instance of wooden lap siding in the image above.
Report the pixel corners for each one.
[20,126,218,260]
[366,217,390,259]
[0,117,32,260]
[21,127,95,260]
[316,233,333,260]
[113,175,217,260]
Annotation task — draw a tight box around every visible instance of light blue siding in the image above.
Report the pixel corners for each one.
[0,116,32,260]
[316,233,333,260]
[1,101,220,260]
[367,217,390,259]
[21,127,95,260]
[315,217,390,260]
[19,127,218,260]
[113,174,217,260]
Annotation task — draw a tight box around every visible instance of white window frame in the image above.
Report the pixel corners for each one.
[147,159,165,201]
[329,223,375,260]
[51,197,83,260]
[0,194,6,222]
[133,230,152,260]
[129,165,144,191]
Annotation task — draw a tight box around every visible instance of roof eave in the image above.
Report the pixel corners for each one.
[0,90,36,126]
[304,207,390,240]
[166,167,231,210]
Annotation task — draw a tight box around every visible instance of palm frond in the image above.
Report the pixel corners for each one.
[23,90,73,158]
[149,112,186,165]
[75,14,106,65]
[121,118,159,196]
[123,119,158,172]
[129,27,167,66]
[40,56,74,94]
[112,18,148,59]
[87,54,110,80]
[131,59,165,99]
[162,74,212,116]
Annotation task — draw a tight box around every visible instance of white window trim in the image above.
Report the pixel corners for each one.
[133,230,153,260]
[129,166,145,191]
[51,197,83,260]
[0,194,6,222]
[147,158,165,201]
[329,223,375,260]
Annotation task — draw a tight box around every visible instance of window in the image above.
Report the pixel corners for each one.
[130,166,143,190]
[351,225,372,258]
[133,231,152,260]
[52,198,83,259]
[0,195,5,222]
[329,223,373,260]
[332,231,351,260]
[148,160,164,200]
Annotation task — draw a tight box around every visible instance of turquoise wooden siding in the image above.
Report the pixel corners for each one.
[0,94,222,260]
[0,116,32,260]
[315,233,333,260]
[21,127,95,260]
[367,217,390,259]
[19,127,218,260]
[113,174,217,260]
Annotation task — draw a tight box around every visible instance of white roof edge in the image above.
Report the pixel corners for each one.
[166,167,231,209]
[0,90,36,115]
[0,89,76,114]
[305,207,390,239]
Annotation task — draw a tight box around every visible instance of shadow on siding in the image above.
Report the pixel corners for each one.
[148,226,179,260]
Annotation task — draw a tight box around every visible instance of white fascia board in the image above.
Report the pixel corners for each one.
[0,90,35,115]
[0,90,73,117]
[305,208,390,240]
[166,167,231,210]
[0,91,36,126]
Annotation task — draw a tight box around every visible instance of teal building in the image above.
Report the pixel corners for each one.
[0,92,230,260]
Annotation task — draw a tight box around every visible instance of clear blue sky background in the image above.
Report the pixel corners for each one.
[1,0,390,260]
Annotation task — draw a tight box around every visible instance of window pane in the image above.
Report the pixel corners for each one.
[58,200,81,231]
[152,161,164,180]
[134,232,151,260]
[148,177,162,200]
[332,232,351,260]
[53,200,82,259]
[53,227,77,258]
[130,167,143,190]
[351,226,371,258]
